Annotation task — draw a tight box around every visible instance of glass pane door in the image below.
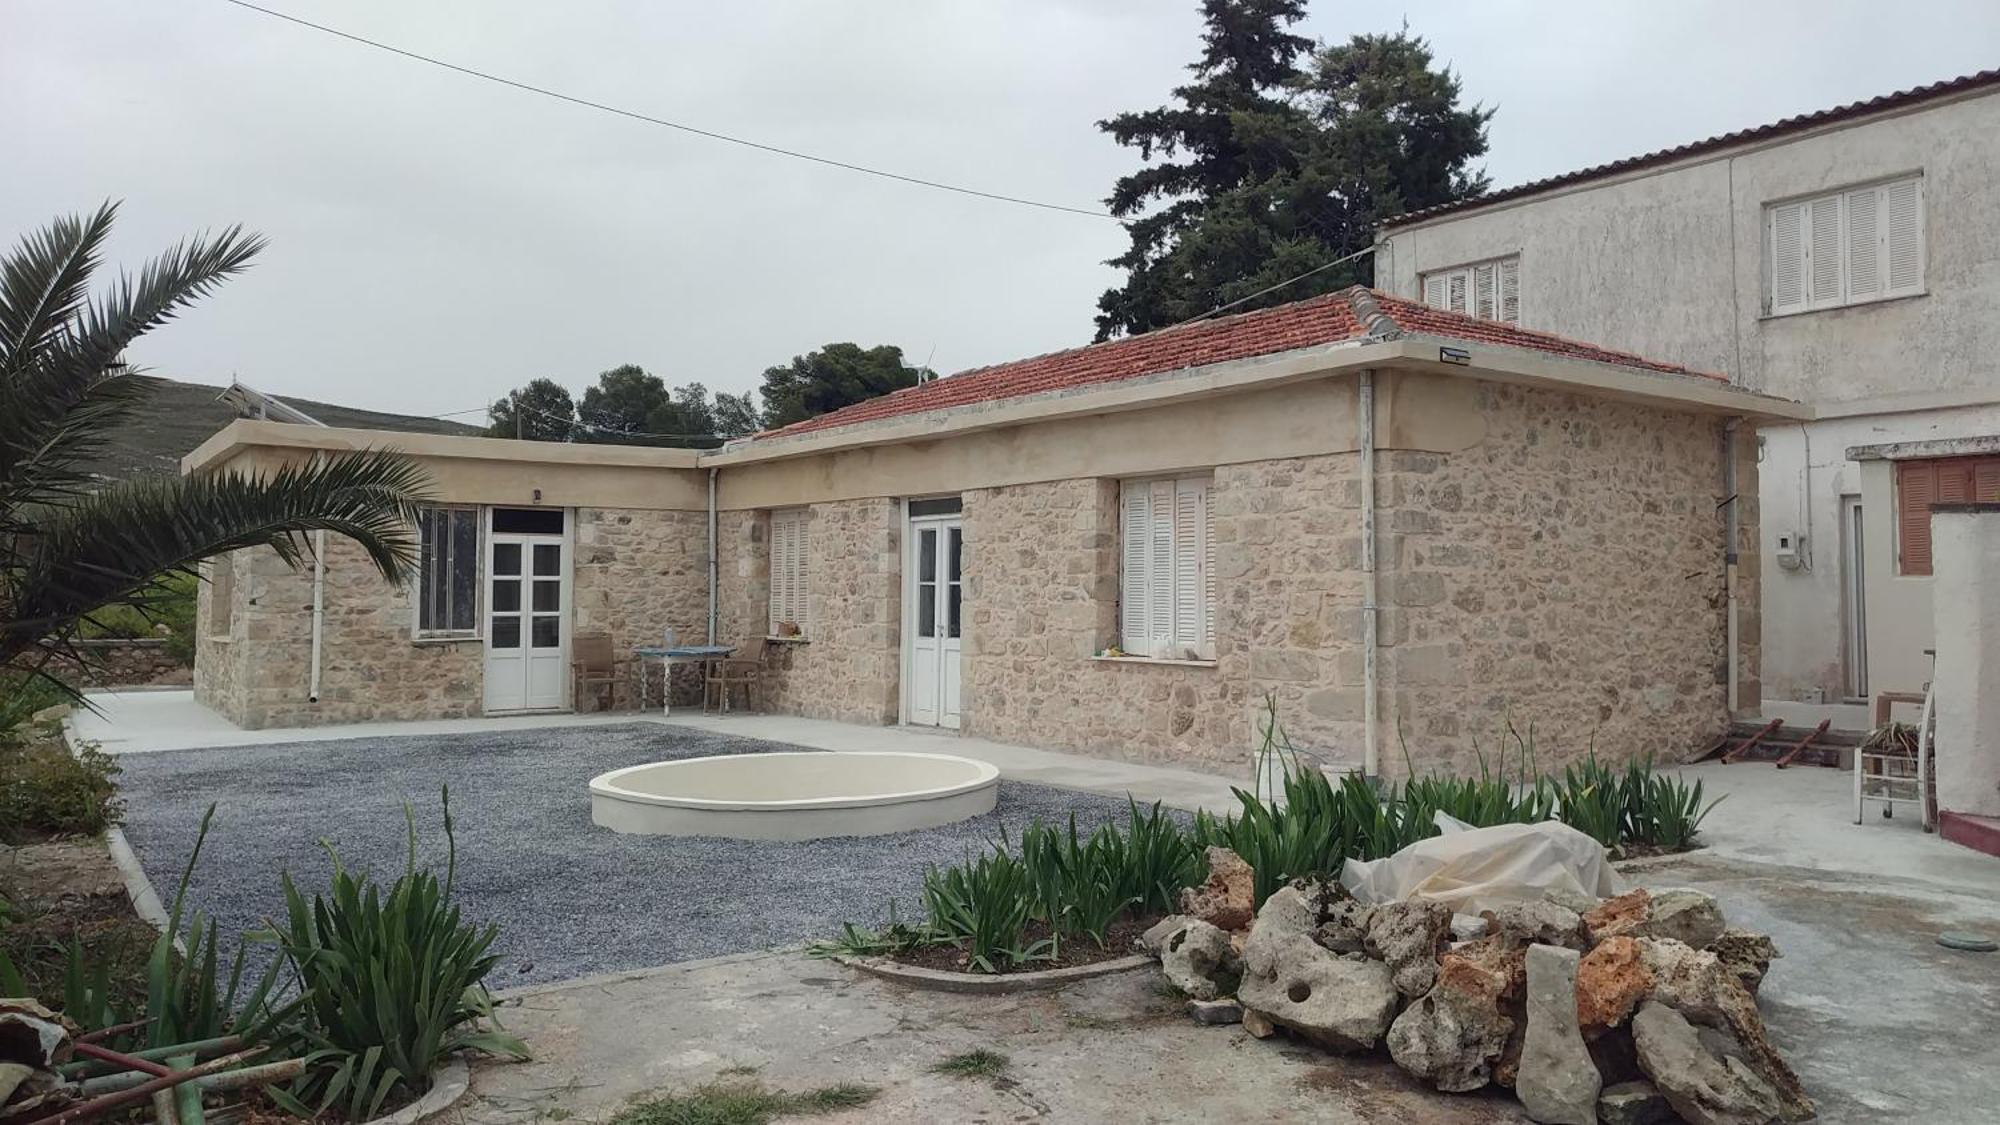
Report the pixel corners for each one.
[917,527,938,639]
[530,541,562,649]
[490,540,522,650]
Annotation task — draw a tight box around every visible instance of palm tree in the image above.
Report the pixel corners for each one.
[1,203,431,694]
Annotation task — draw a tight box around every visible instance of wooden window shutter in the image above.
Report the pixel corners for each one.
[1897,462,1937,577]
[1844,186,1882,300]
[770,511,808,635]
[1446,270,1468,315]
[1422,273,1447,309]
[1806,196,1843,308]
[1499,258,1520,323]
[1976,459,2000,502]
[1148,479,1176,649]
[1473,263,1497,320]
[1884,177,1924,295]
[1769,202,1806,314]
[1120,483,1151,652]
[1171,478,1207,649]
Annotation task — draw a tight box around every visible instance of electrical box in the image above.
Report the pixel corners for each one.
[1775,531,1805,571]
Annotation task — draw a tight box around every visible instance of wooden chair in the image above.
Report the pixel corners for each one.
[704,638,770,714]
[571,633,632,712]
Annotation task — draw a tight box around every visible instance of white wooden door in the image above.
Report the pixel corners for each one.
[905,516,962,728]
[484,523,567,712]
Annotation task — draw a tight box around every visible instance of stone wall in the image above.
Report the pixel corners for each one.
[715,499,902,723]
[1375,382,1754,776]
[57,638,190,688]
[572,507,710,707]
[960,457,1368,772]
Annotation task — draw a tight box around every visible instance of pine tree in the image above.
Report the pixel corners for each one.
[1096,6,1492,339]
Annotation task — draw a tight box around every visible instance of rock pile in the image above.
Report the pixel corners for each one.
[1138,855,1810,1125]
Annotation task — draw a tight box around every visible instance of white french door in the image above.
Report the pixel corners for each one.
[904,514,962,729]
[484,509,568,713]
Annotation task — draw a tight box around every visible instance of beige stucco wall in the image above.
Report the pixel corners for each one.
[1931,507,2000,818]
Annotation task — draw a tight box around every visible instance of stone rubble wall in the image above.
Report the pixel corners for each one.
[571,507,711,707]
[715,499,902,724]
[55,638,190,688]
[1376,382,1756,776]
[960,461,1371,771]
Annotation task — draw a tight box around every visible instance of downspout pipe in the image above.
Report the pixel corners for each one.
[706,467,719,645]
[1360,369,1380,780]
[1724,418,1742,715]
[308,530,325,702]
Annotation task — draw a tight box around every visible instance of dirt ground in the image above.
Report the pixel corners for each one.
[0,835,157,1016]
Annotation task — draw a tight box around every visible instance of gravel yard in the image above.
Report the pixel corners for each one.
[113,723,1148,988]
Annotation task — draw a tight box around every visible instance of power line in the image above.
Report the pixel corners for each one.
[1163,244,1377,330]
[217,0,1120,223]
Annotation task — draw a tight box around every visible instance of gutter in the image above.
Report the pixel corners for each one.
[1724,418,1742,715]
[309,530,325,702]
[1359,369,1380,779]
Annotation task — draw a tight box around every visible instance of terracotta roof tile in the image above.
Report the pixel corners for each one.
[1385,69,2000,229]
[756,286,1720,441]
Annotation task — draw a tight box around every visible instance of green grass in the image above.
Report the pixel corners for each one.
[609,1081,879,1125]
[930,1049,1009,1080]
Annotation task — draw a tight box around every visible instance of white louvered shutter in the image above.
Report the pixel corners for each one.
[1172,479,1204,649]
[770,511,808,635]
[1473,263,1496,320]
[1148,479,1175,651]
[1844,186,1882,301]
[1806,196,1842,309]
[1423,273,1447,310]
[1446,270,1468,315]
[1884,177,1924,296]
[1499,258,1520,323]
[1768,202,1806,314]
[1120,485,1150,653]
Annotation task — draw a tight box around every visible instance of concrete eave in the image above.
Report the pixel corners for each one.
[1847,434,2000,461]
[696,340,1406,467]
[182,419,705,476]
[1384,336,1810,422]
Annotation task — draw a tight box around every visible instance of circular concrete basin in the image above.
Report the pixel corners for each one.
[588,751,1000,840]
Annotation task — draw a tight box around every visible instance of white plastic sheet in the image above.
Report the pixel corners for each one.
[1338,816,1623,916]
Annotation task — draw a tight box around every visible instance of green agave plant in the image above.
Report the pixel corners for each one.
[265,787,527,1120]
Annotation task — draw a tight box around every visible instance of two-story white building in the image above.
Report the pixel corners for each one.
[1375,69,2000,729]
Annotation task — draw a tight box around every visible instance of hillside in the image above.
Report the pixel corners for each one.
[82,376,482,481]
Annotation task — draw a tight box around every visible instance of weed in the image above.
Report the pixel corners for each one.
[610,1080,879,1125]
[931,1049,1009,1080]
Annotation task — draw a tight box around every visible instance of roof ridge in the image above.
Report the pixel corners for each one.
[1385,68,2000,229]
[1344,287,1403,339]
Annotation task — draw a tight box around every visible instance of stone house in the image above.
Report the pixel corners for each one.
[187,287,1801,775]
[1372,69,2000,730]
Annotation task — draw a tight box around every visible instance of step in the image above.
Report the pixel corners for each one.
[1940,811,2000,858]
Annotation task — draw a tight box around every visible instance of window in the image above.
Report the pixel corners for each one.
[1896,456,2000,576]
[1421,257,1519,323]
[769,509,810,636]
[1766,175,1924,316]
[1120,476,1214,660]
[416,507,480,636]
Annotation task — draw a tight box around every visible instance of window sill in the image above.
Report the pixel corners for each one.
[412,634,482,646]
[764,635,810,645]
[1759,290,1925,321]
[205,635,233,644]
[1092,654,1218,669]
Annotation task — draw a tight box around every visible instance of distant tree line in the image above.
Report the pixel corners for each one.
[486,343,934,447]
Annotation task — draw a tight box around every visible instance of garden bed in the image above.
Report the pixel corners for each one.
[889,914,1162,974]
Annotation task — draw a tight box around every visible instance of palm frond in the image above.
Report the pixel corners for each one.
[3,451,432,668]
[0,208,264,512]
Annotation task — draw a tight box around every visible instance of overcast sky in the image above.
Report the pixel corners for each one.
[7,1,2000,420]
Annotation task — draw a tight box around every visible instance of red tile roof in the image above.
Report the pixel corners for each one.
[1385,69,2000,229]
[757,287,1720,441]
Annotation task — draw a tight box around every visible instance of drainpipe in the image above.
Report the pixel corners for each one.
[706,467,719,644]
[1724,418,1742,715]
[1360,369,1380,779]
[308,529,325,702]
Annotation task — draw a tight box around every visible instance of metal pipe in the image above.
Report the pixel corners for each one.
[1360,369,1380,779]
[706,467,719,644]
[23,1047,268,1125]
[308,528,325,702]
[1724,417,1742,715]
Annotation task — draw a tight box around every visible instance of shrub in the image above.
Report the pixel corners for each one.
[0,737,124,842]
[80,572,198,664]
[919,847,1049,974]
[0,672,71,742]
[267,787,527,1120]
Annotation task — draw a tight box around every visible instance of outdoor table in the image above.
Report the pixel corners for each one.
[633,644,735,715]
